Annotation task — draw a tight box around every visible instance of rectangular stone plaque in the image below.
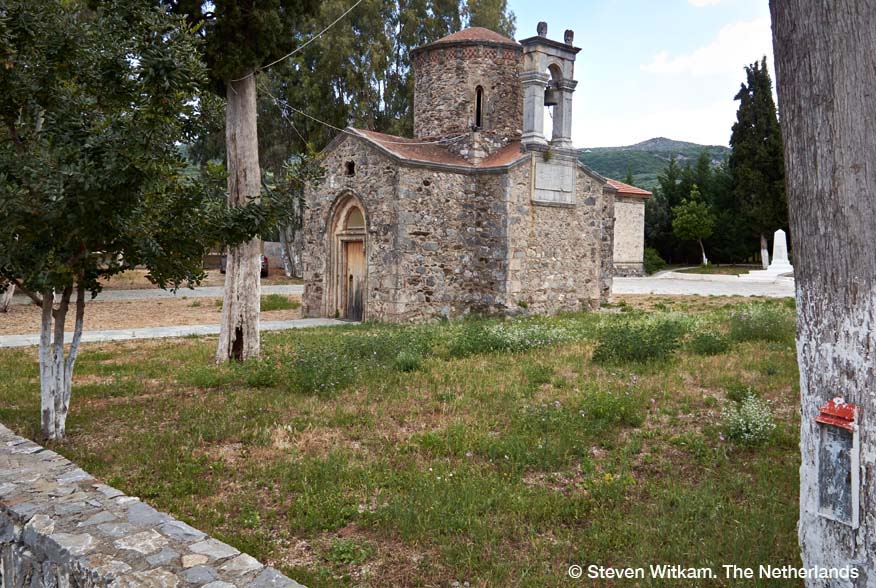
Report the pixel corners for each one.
[817,424,857,526]
[533,162,575,204]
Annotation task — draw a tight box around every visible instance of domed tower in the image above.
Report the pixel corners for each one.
[411,27,523,158]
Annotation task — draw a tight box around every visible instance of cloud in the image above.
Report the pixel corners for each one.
[641,18,772,76]
[576,100,738,148]
[689,0,721,6]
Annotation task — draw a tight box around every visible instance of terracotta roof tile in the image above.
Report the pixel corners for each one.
[351,129,527,169]
[431,27,519,47]
[606,178,652,198]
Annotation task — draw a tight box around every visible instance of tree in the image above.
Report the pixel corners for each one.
[771,0,876,580]
[729,57,787,268]
[0,0,263,440]
[0,282,13,313]
[169,0,319,362]
[463,0,516,37]
[672,185,715,265]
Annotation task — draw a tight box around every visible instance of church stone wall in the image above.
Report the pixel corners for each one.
[302,136,400,321]
[612,196,645,276]
[388,167,509,322]
[505,156,613,314]
[412,42,523,145]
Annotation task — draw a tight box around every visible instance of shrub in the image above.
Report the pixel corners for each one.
[446,320,572,358]
[643,247,667,275]
[729,303,795,343]
[687,331,731,355]
[394,350,422,373]
[722,394,776,446]
[592,315,689,364]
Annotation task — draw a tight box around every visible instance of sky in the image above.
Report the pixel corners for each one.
[506,0,774,147]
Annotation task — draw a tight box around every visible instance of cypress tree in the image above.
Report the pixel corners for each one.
[729,57,787,268]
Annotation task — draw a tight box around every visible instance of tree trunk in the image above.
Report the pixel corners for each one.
[38,283,85,441]
[760,233,770,269]
[698,239,709,266]
[0,283,13,312]
[279,224,295,278]
[771,2,876,584]
[217,73,262,363]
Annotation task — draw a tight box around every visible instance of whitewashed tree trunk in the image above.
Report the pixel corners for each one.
[698,240,709,266]
[217,73,261,362]
[760,233,770,269]
[771,2,876,584]
[37,284,85,441]
[0,283,13,312]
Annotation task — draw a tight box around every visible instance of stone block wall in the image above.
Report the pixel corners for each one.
[390,167,509,321]
[412,41,523,148]
[0,424,303,588]
[612,196,645,276]
[302,135,400,321]
[505,156,613,313]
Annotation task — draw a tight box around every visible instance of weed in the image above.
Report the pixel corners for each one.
[723,394,776,446]
[592,314,689,363]
[687,331,731,355]
[729,303,795,343]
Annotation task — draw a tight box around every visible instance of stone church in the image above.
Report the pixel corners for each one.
[302,23,650,323]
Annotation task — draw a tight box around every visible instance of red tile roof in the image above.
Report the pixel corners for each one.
[431,27,519,47]
[606,179,652,198]
[350,129,526,169]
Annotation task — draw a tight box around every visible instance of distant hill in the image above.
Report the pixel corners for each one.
[579,137,731,191]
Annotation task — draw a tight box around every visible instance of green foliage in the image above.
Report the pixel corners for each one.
[729,57,787,239]
[687,331,732,356]
[260,294,300,311]
[722,394,776,446]
[326,538,374,565]
[643,247,667,275]
[728,303,796,343]
[672,185,715,261]
[0,1,265,302]
[592,315,690,364]
[445,320,574,358]
[393,350,422,373]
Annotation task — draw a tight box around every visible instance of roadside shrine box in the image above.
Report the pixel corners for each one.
[815,397,859,528]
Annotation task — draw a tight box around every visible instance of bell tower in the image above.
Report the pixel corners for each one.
[520,22,580,149]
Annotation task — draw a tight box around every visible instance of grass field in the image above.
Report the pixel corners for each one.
[0,296,802,587]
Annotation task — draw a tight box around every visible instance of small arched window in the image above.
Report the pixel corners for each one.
[345,161,356,176]
[475,86,484,129]
[346,207,365,230]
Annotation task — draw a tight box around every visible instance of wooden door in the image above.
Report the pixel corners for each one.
[345,241,365,321]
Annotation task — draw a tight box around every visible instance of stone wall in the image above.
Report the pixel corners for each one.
[390,166,509,321]
[412,41,523,149]
[0,424,303,588]
[302,135,400,321]
[612,196,645,276]
[505,156,613,314]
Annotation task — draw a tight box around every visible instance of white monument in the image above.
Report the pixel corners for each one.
[742,229,794,281]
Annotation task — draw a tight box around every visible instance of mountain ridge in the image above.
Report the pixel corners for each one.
[579,137,731,190]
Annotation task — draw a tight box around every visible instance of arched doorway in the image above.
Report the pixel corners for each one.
[329,195,367,321]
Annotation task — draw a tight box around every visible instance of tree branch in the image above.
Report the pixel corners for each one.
[10,279,44,307]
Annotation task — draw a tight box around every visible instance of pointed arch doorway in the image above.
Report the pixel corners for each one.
[329,195,367,321]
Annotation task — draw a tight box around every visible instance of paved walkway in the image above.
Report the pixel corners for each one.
[613,271,794,298]
[0,318,346,349]
[10,285,303,306]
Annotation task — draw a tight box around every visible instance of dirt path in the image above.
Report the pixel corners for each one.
[0,296,302,336]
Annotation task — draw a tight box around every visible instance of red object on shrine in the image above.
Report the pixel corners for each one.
[815,397,857,431]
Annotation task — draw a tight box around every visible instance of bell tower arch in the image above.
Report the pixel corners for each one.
[520,22,580,149]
